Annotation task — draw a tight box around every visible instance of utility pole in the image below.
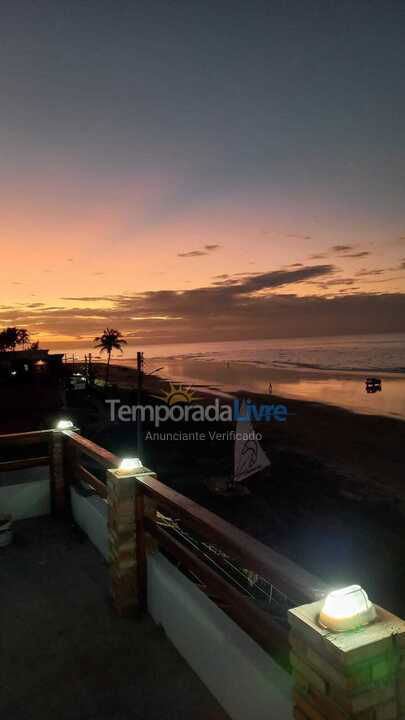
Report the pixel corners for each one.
[136,351,144,456]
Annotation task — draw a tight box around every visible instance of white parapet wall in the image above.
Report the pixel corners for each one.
[0,466,51,519]
[70,485,293,720]
[148,552,293,720]
[70,485,109,560]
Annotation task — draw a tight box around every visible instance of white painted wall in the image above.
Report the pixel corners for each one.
[0,466,51,519]
[148,552,293,720]
[70,486,108,559]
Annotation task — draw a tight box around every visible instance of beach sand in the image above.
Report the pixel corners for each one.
[76,362,405,615]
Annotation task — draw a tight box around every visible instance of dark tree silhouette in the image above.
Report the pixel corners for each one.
[0,327,31,351]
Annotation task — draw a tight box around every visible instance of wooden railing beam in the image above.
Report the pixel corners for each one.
[62,430,119,468]
[137,474,326,605]
[0,430,52,446]
[150,521,289,659]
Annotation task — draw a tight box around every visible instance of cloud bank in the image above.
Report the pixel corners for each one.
[2,263,405,345]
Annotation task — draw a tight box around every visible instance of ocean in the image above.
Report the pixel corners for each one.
[60,332,405,373]
[57,333,405,419]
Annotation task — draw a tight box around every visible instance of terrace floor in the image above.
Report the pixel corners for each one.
[1,516,228,720]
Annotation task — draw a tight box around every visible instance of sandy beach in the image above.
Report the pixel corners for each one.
[77,361,405,615]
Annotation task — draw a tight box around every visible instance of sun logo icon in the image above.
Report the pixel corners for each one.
[152,383,201,406]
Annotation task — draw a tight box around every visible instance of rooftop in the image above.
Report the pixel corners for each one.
[1,515,227,720]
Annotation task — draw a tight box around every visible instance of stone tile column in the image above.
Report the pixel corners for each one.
[49,430,66,514]
[49,427,79,515]
[107,468,158,616]
[288,599,405,720]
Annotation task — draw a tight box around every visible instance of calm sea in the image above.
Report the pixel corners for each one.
[55,333,405,418]
[58,333,405,373]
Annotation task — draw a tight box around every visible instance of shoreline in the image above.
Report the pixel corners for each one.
[107,355,405,420]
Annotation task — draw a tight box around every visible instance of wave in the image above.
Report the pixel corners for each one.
[264,360,405,374]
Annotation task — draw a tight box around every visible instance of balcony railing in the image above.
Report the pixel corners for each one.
[0,427,328,665]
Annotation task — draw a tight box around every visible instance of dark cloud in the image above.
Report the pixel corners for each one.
[309,254,326,260]
[237,265,335,293]
[342,251,370,258]
[308,277,356,288]
[179,244,221,258]
[4,263,405,342]
[212,278,240,286]
[178,250,207,257]
[331,245,353,252]
[286,263,304,268]
[46,289,405,343]
[212,274,229,279]
[338,287,361,293]
[286,234,312,240]
[355,268,386,277]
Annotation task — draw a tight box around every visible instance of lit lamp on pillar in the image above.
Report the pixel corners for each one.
[116,457,144,476]
[319,584,376,632]
[55,419,75,431]
[289,584,405,720]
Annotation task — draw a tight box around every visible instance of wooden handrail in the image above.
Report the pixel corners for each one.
[0,430,52,446]
[136,474,327,605]
[62,430,120,468]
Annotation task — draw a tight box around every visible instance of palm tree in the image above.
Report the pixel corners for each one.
[16,328,30,349]
[94,328,127,385]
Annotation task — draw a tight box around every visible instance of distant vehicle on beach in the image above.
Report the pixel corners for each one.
[365,377,382,393]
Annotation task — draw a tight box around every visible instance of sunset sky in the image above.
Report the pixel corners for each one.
[1,1,405,347]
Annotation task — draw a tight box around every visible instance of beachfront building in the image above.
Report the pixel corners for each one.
[0,350,65,433]
[0,348,64,383]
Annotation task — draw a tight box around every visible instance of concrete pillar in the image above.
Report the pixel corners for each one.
[107,468,157,616]
[288,599,405,720]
